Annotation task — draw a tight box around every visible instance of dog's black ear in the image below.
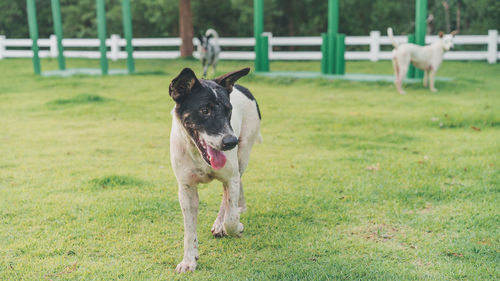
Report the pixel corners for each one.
[438,31,444,38]
[207,34,213,39]
[214,68,250,94]
[197,35,203,44]
[169,68,201,103]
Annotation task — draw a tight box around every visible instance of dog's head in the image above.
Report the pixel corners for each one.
[197,34,213,54]
[169,67,250,169]
[439,30,458,51]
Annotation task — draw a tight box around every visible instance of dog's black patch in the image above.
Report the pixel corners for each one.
[234,84,261,120]
[176,79,232,137]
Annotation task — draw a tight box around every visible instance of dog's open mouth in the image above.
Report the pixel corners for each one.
[192,131,227,170]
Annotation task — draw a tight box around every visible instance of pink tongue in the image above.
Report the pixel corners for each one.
[207,145,226,170]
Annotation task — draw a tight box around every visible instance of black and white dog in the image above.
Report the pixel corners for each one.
[169,67,261,273]
[197,29,221,77]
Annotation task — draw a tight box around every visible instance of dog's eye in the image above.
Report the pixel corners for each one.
[200,107,210,115]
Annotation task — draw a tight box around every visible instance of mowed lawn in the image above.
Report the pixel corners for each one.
[0,58,499,280]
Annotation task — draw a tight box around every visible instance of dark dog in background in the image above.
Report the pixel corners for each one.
[197,29,221,77]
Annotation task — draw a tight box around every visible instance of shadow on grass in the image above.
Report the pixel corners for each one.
[90,175,147,189]
[47,94,112,107]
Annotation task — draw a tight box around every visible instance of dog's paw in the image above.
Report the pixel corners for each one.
[431,88,438,92]
[211,222,227,238]
[224,222,244,237]
[175,259,197,273]
[238,205,247,214]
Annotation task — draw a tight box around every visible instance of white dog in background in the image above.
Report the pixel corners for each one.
[388,27,457,94]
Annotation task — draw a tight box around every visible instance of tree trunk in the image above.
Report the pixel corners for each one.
[287,0,295,51]
[179,0,194,57]
[456,1,461,33]
[442,1,451,33]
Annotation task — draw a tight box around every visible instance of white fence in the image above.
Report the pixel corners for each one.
[0,30,498,63]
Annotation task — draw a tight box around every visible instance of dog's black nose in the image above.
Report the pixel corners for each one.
[221,135,238,150]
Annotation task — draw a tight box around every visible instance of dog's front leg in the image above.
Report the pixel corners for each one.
[175,184,199,273]
[223,177,244,237]
[203,65,208,77]
[211,186,228,237]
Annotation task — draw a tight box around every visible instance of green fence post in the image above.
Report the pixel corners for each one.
[328,0,339,35]
[254,0,264,71]
[321,33,329,74]
[97,0,108,75]
[122,0,134,74]
[407,34,415,79]
[260,35,269,72]
[335,33,345,75]
[51,0,65,70]
[414,0,427,79]
[327,0,339,74]
[327,32,336,74]
[27,0,41,75]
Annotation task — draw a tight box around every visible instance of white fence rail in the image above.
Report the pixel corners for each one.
[0,30,498,63]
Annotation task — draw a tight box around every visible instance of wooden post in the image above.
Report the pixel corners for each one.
[369,30,380,62]
[487,30,498,64]
[0,35,5,59]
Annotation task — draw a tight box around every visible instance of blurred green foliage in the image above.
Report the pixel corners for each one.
[0,0,498,38]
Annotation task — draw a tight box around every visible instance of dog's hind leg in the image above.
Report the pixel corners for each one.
[238,181,246,213]
[175,184,199,273]
[392,57,405,94]
[429,69,438,92]
[423,70,429,87]
[396,60,409,95]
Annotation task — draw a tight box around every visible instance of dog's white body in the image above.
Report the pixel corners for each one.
[170,86,261,273]
[388,27,456,94]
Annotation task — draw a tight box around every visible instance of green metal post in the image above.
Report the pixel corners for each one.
[27,0,41,75]
[254,0,264,71]
[321,33,329,74]
[260,35,269,72]
[328,0,339,35]
[327,33,336,74]
[122,0,135,73]
[97,0,108,75]
[335,34,345,75]
[407,34,415,79]
[327,0,339,74]
[51,0,66,70]
[415,0,427,79]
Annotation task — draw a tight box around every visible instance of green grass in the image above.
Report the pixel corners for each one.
[0,58,499,280]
